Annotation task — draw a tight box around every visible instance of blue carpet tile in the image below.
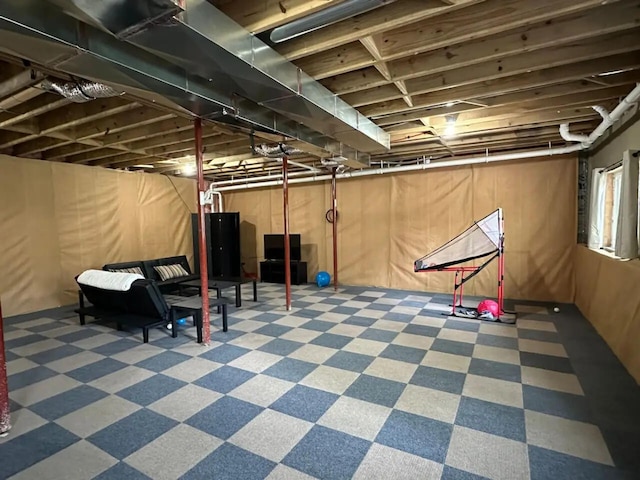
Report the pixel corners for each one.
[1,282,638,479]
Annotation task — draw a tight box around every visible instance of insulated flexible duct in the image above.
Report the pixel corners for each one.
[254,144,303,158]
[41,79,123,102]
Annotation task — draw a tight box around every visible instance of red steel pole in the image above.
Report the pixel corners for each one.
[0,302,10,437]
[195,118,211,344]
[283,155,292,310]
[331,167,338,291]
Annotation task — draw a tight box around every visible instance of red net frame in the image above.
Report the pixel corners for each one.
[414,209,509,320]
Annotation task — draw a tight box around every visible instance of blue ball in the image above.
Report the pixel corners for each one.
[316,271,331,288]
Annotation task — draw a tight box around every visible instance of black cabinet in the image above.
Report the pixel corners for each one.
[260,260,307,285]
[192,213,241,279]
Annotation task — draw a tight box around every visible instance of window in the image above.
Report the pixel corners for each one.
[588,150,640,259]
[602,167,622,251]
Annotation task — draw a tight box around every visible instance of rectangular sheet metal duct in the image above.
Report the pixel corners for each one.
[0,0,389,160]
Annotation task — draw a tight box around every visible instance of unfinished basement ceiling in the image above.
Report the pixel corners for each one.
[0,0,639,182]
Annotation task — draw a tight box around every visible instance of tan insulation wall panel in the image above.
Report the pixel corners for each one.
[0,156,62,315]
[0,155,196,316]
[224,155,577,302]
[574,245,640,383]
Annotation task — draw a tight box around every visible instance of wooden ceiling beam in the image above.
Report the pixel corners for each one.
[325,0,640,95]
[389,107,602,141]
[37,98,138,135]
[111,138,251,169]
[0,86,46,111]
[301,0,614,81]
[344,30,640,107]
[101,118,191,146]
[125,126,202,150]
[380,123,596,154]
[9,136,71,156]
[380,121,598,156]
[391,1,640,81]
[0,69,45,102]
[378,84,634,127]
[277,0,484,61]
[360,53,640,117]
[0,95,69,129]
[321,67,387,95]
[295,42,375,80]
[378,0,616,61]
[211,0,349,34]
[424,95,625,129]
[71,109,175,141]
[359,35,413,107]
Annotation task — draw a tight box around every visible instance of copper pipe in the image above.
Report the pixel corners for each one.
[0,302,10,437]
[283,155,292,310]
[332,167,338,291]
[195,118,211,344]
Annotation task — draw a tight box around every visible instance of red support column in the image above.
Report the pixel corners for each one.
[283,155,292,310]
[0,302,10,437]
[195,118,211,344]
[331,167,338,291]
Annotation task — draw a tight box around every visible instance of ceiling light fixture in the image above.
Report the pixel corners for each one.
[445,102,455,107]
[270,0,397,43]
[443,114,459,138]
[182,164,196,176]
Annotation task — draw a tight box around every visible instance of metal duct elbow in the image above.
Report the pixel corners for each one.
[559,124,589,144]
[41,79,123,103]
[255,144,303,158]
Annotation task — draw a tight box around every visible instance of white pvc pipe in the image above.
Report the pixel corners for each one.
[215,83,640,192]
[559,124,589,144]
[215,144,582,191]
[213,191,223,212]
[561,83,640,147]
[587,83,640,144]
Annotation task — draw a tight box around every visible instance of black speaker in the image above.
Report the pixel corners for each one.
[192,212,241,279]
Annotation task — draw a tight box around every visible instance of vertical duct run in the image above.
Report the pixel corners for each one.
[577,151,589,244]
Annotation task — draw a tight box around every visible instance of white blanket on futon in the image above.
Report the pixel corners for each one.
[77,269,144,291]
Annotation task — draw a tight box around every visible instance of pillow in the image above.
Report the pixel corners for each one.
[154,264,189,281]
[108,266,145,276]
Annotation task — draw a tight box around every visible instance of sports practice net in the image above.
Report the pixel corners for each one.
[413,208,515,323]
[414,209,502,272]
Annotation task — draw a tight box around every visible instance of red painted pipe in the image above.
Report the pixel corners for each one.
[0,302,10,437]
[283,155,292,310]
[331,167,338,291]
[194,118,211,344]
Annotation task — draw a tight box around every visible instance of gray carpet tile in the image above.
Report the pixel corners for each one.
[1,282,639,479]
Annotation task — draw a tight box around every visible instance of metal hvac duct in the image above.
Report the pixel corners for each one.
[0,0,389,162]
[270,0,397,43]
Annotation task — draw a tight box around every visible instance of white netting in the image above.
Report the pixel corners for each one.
[415,209,502,270]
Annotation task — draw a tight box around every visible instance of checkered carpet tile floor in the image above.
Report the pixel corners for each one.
[1,283,639,480]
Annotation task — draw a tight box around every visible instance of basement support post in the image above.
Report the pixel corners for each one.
[331,167,338,292]
[0,302,10,438]
[283,155,292,311]
[194,118,211,344]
